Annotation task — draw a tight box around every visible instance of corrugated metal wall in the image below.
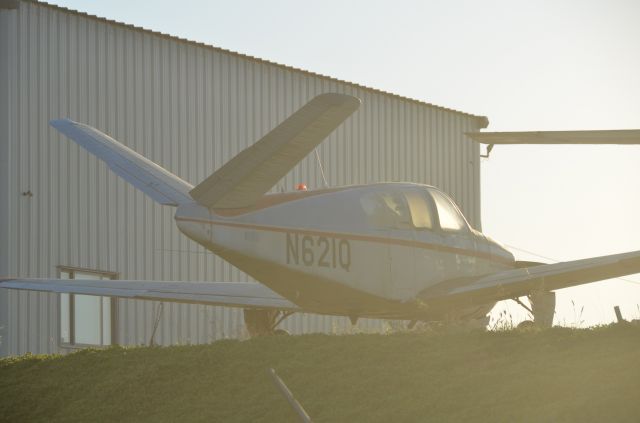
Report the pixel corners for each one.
[0,0,487,356]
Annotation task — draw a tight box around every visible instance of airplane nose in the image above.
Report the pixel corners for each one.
[484,235,515,262]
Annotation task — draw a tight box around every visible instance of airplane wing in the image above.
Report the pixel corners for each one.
[0,279,300,311]
[421,249,640,306]
[189,93,360,209]
[466,129,640,145]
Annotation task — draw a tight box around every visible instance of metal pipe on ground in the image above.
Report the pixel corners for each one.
[268,368,312,423]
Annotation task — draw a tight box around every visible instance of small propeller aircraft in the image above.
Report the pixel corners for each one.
[2,93,640,335]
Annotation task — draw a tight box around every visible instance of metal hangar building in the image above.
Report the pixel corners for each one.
[0,0,488,356]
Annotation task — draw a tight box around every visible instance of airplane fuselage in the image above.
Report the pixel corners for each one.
[24,96,638,331]
[175,183,515,321]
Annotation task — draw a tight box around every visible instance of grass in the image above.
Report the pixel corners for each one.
[1,325,639,422]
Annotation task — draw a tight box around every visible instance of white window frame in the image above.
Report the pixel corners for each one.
[57,266,118,349]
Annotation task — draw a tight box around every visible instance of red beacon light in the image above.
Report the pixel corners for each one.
[296,183,308,191]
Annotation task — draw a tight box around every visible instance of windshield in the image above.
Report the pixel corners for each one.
[429,189,468,231]
[403,190,433,229]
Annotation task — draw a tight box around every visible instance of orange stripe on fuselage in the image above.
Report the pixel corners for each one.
[175,216,515,267]
[211,187,350,217]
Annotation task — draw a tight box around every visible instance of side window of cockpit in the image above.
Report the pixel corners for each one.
[403,190,433,229]
[430,190,468,232]
[360,192,413,229]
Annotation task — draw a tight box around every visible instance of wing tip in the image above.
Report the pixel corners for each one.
[49,118,75,131]
[315,92,361,108]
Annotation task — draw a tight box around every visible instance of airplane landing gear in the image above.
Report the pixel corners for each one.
[243,309,293,337]
[513,291,556,328]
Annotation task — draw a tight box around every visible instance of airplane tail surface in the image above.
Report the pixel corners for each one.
[189,93,360,209]
[50,119,194,206]
[51,93,359,209]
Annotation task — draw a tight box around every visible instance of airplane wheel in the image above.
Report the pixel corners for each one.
[517,320,536,329]
[244,309,279,337]
[243,309,293,337]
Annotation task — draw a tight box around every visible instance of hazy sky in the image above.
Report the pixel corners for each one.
[50,0,640,326]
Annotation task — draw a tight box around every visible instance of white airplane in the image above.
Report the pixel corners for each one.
[2,93,640,335]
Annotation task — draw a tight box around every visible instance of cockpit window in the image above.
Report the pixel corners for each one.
[360,190,433,230]
[430,189,468,231]
[360,191,413,229]
[403,190,433,229]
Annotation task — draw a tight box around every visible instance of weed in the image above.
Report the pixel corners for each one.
[570,300,585,328]
[488,309,516,331]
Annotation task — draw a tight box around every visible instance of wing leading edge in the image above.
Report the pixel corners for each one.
[422,249,640,306]
[0,279,299,311]
[466,129,640,145]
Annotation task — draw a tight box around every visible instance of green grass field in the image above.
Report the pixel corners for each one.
[1,325,639,422]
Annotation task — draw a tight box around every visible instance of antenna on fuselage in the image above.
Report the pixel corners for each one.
[314,148,329,188]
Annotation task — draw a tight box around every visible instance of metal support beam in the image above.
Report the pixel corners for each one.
[149,302,164,347]
[512,297,533,316]
[614,306,624,323]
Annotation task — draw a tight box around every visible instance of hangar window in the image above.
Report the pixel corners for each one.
[58,266,117,348]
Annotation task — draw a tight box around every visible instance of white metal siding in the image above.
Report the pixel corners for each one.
[0,1,486,356]
[0,2,12,357]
